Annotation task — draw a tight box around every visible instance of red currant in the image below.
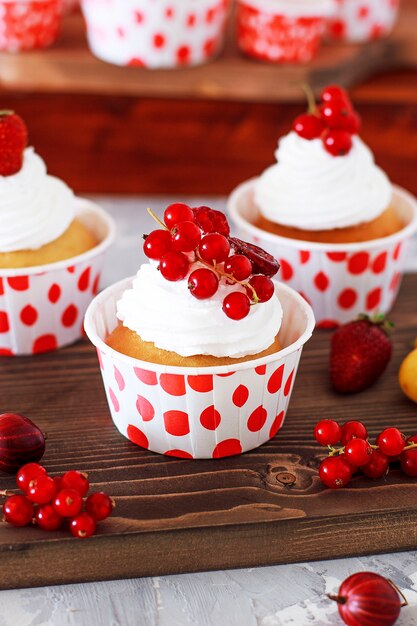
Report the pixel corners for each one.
[377,427,405,457]
[247,275,275,303]
[293,113,326,140]
[344,111,361,134]
[70,512,96,539]
[188,268,219,300]
[60,470,89,497]
[159,251,189,281]
[222,291,251,320]
[86,492,115,521]
[400,449,417,477]
[362,449,390,479]
[27,475,56,504]
[16,462,46,493]
[198,233,230,265]
[320,85,350,104]
[340,421,368,445]
[53,475,63,491]
[192,206,230,237]
[319,100,352,129]
[171,221,201,253]
[143,229,172,260]
[343,438,372,467]
[314,419,341,446]
[164,203,194,229]
[323,129,352,156]
[3,495,34,527]
[35,503,63,531]
[53,489,83,517]
[319,456,353,489]
[224,255,252,281]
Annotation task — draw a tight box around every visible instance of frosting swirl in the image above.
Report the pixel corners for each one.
[0,147,75,252]
[254,132,392,231]
[116,262,283,359]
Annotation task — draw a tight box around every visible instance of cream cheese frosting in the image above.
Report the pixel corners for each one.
[254,132,392,231]
[116,262,283,359]
[0,147,75,252]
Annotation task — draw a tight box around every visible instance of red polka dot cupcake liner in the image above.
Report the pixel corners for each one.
[84,279,314,459]
[80,0,231,68]
[0,200,115,356]
[328,0,400,42]
[228,180,417,328]
[0,0,62,52]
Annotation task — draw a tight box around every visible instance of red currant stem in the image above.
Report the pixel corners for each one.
[0,110,14,117]
[195,252,260,304]
[404,442,417,451]
[0,490,16,498]
[147,207,168,231]
[300,83,317,114]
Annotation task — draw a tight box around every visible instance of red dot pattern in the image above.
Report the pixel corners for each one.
[212,439,242,459]
[160,374,186,396]
[164,449,193,459]
[134,367,158,385]
[338,288,357,310]
[62,304,78,328]
[0,1,61,52]
[78,267,91,292]
[269,411,285,438]
[247,406,267,432]
[255,364,266,375]
[200,405,221,430]
[284,370,294,396]
[366,287,382,310]
[127,425,149,449]
[20,305,38,327]
[267,365,284,394]
[7,276,29,291]
[164,410,190,436]
[187,374,213,393]
[348,252,369,275]
[232,384,249,408]
[136,395,155,422]
[279,259,294,281]
[48,284,61,303]
[314,271,329,292]
[0,311,10,333]
[114,367,125,391]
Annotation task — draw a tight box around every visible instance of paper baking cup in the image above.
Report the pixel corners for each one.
[328,0,400,42]
[80,0,231,68]
[62,0,78,14]
[0,0,62,52]
[0,199,115,356]
[84,279,314,459]
[228,179,417,328]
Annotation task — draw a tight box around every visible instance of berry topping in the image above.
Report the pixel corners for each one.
[376,427,405,457]
[320,84,349,103]
[293,113,325,140]
[53,488,83,517]
[319,456,353,489]
[246,275,275,303]
[343,438,372,467]
[159,251,190,281]
[163,202,194,228]
[60,470,90,497]
[143,229,172,260]
[228,238,279,277]
[192,206,230,236]
[3,494,34,527]
[171,221,201,253]
[35,503,63,531]
[340,420,368,445]
[222,292,251,320]
[0,111,28,176]
[224,255,252,281]
[188,268,219,300]
[319,100,352,130]
[16,462,47,492]
[27,475,56,504]
[314,419,341,446]
[70,512,97,539]
[198,233,230,264]
[362,449,390,479]
[323,129,353,156]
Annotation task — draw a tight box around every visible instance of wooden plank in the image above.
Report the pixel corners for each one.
[1,275,417,590]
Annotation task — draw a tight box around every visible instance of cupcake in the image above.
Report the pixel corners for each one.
[0,0,62,52]
[0,111,115,356]
[228,85,417,326]
[85,203,314,459]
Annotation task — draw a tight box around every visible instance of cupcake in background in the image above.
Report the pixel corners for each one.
[328,0,400,43]
[0,0,62,52]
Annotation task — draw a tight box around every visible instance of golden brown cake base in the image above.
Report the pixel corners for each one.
[0,219,98,269]
[255,207,404,244]
[107,325,282,367]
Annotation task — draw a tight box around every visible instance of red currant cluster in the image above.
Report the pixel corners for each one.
[143,202,279,321]
[1,463,114,538]
[314,419,417,489]
[293,85,361,157]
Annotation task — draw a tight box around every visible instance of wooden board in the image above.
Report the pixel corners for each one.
[0,275,417,590]
[0,0,416,102]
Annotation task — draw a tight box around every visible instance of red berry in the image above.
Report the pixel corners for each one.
[159,251,189,281]
[3,495,33,527]
[35,503,63,531]
[198,233,230,264]
[314,419,341,446]
[16,462,46,492]
[70,512,96,539]
[171,221,201,252]
[27,475,56,504]
[143,229,172,260]
[319,456,352,489]
[344,110,361,134]
[0,413,46,474]
[247,275,275,303]
[0,111,28,176]
[319,100,352,129]
[60,470,89,497]
[53,489,83,517]
[400,449,417,477]
[293,113,326,140]
[343,438,372,467]
[86,492,115,521]
[53,475,63,491]
[164,203,194,228]
[377,427,405,457]
[320,85,350,103]
[192,206,230,237]
[323,129,353,156]
[222,292,251,320]
[362,449,390,479]
[188,268,219,299]
[340,421,368,445]
[229,237,279,277]
[224,254,252,281]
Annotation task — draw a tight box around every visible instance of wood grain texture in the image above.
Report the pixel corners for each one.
[0,275,416,591]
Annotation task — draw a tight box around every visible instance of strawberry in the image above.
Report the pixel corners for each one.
[330,315,393,394]
[0,110,28,176]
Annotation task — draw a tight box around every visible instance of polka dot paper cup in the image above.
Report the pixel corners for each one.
[84,279,314,459]
[328,0,400,42]
[80,0,231,68]
[0,0,62,52]
[0,199,115,356]
[228,179,417,328]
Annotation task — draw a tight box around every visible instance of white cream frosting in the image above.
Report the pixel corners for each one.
[254,132,392,231]
[116,262,283,359]
[0,147,75,252]
[242,0,336,18]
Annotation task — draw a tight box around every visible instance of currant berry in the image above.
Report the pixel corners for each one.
[159,251,189,281]
[53,475,63,491]
[35,503,63,531]
[319,100,352,129]
[400,449,417,477]
[319,456,353,489]
[192,206,230,237]
[344,111,361,134]
[320,85,350,103]
[16,462,46,493]
[314,419,341,446]
[198,233,230,265]
[362,449,390,479]
[343,438,372,467]
[86,492,115,521]
[229,237,279,277]
[60,470,89,497]
[70,512,96,539]
[53,489,83,517]
[222,292,251,320]
[247,275,275,303]
[377,427,405,457]
[27,475,57,505]
[171,221,201,253]
[164,203,194,229]
[3,495,34,527]
[323,129,352,156]
[143,229,172,260]
[293,114,326,140]
[340,421,368,445]
[224,255,252,281]
[188,268,219,300]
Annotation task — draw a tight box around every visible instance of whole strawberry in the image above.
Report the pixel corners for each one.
[330,315,393,393]
[0,110,28,176]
